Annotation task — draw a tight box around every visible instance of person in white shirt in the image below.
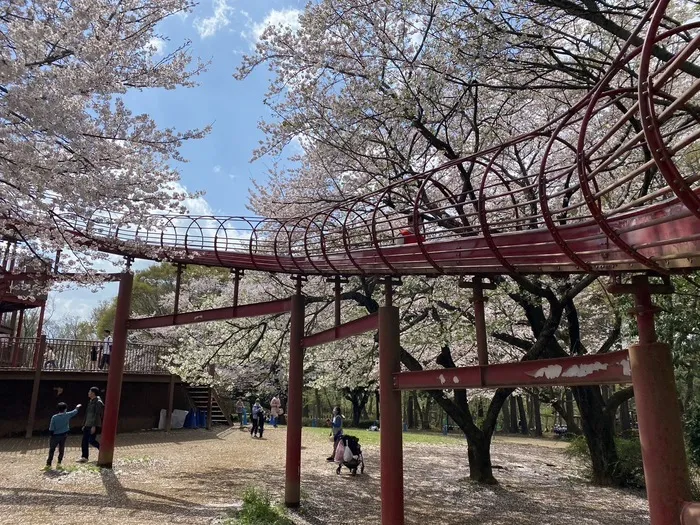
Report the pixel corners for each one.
[270,395,281,428]
[99,330,113,370]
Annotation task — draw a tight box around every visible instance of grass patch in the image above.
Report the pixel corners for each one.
[302,426,465,446]
[223,487,293,525]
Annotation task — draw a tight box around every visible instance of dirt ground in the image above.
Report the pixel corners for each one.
[0,427,649,525]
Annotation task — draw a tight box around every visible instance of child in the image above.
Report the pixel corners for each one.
[44,346,57,369]
[45,402,81,470]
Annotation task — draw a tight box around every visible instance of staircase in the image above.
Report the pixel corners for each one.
[186,385,229,426]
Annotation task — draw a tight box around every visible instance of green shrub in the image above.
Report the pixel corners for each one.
[566,436,646,488]
[226,487,294,525]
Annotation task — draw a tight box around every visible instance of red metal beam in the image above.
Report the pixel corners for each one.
[302,313,378,348]
[393,350,632,390]
[0,272,123,282]
[126,298,292,330]
[0,295,44,307]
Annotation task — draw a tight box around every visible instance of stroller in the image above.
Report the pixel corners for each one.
[335,435,365,476]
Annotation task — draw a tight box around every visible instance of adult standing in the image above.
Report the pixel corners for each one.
[235,398,245,428]
[326,406,344,461]
[270,395,281,428]
[77,386,104,462]
[250,398,265,438]
[99,329,113,370]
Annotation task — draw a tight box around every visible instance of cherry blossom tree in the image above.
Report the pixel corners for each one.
[0,0,208,277]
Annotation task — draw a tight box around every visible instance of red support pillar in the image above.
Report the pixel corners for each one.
[379,281,404,525]
[285,288,305,507]
[97,271,134,468]
[627,278,690,525]
[471,278,489,367]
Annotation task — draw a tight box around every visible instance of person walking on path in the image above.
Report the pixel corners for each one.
[326,406,344,461]
[250,399,265,438]
[77,387,104,462]
[45,401,81,470]
[270,395,281,428]
[99,330,112,370]
[235,398,245,428]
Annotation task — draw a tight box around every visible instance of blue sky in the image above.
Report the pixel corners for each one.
[50,0,304,324]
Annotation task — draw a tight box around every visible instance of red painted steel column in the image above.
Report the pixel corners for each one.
[97,272,134,468]
[379,303,404,525]
[285,292,305,507]
[471,279,489,367]
[630,283,690,525]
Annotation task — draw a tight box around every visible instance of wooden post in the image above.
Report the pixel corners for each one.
[207,386,213,430]
[25,335,46,438]
[166,374,176,432]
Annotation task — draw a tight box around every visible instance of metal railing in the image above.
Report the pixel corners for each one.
[0,337,167,374]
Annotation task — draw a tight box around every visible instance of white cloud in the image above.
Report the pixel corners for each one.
[194,0,235,39]
[147,37,167,57]
[213,165,221,173]
[247,9,301,45]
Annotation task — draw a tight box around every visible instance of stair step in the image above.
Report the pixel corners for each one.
[185,384,230,427]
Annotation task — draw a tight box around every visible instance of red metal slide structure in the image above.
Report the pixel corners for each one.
[64,0,700,278]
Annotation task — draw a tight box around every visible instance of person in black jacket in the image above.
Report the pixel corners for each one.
[77,386,104,462]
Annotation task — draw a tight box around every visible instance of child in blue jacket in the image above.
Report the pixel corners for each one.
[45,402,81,469]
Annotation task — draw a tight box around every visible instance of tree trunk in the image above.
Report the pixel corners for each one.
[517,395,528,434]
[533,392,542,437]
[314,389,322,420]
[414,393,424,428]
[422,396,432,429]
[509,395,518,431]
[344,387,371,427]
[685,372,695,412]
[551,398,582,435]
[566,388,575,426]
[375,389,380,420]
[407,393,415,429]
[572,385,620,485]
[527,394,534,430]
[467,431,497,484]
[502,398,512,433]
[620,399,631,431]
